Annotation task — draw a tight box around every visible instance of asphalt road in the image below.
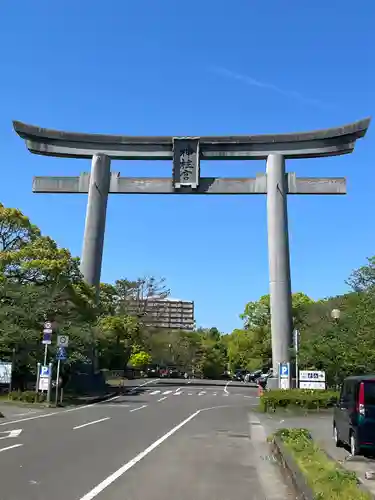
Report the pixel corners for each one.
[0,379,292,500]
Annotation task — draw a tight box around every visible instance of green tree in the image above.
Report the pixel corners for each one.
[0,203,40,253]
[129,350,152,369]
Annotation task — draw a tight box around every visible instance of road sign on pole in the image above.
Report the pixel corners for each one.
[56,347,67,361]
[57,335,69,348]
[44,321,52,330]
[42,332,52,345]
[279,362,290,390]
[38,364,51,391]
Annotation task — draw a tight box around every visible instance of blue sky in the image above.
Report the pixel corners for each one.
[1,1,374,333]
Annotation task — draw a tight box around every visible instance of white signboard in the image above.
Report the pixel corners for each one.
[300,381,326,390]
[299,370,326,390]
[299,370,325,381]
[38,377,50,391]
[280,378,290,390]
[0,362,12,385]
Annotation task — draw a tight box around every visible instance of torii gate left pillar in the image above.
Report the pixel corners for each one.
[13,118,371,376]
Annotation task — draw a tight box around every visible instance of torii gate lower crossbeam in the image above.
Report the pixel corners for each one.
[13,118,371,377]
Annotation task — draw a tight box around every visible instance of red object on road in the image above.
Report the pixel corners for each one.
[258,385,264,397]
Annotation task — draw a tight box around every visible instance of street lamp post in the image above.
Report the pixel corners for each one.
[331,309,341,322]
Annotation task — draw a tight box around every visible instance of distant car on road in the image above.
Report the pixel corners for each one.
[334,375,375,456]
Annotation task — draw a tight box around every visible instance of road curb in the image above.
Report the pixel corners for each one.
[271,434,375,500]
[57,392,117,408]
[271,436,314,500]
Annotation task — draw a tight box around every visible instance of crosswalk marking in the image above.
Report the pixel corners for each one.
[143,388,247,398]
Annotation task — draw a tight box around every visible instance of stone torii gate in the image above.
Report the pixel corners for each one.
[13,118,371,374]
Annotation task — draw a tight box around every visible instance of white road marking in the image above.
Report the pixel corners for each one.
[149,390,161,395]
[0,391,134,426]
[73,417,110,430]
[198,391,206,396]
[0,411,58,426]
[129,380,158,393]
[243,396,254,399]
[129,405,148,413]
[78,410,201,500]
[173,392,183,396]
[162,390,172,395]
[224,381,231,394]
[223,393,229,397]
[0,429,22,440]
[13,411,38,417]
[0,444,23,453]
[175,387,182,392]
[157,397,168,402]
[212,393,217,396]
[188,393,193,395]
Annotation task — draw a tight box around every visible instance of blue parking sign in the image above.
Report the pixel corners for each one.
[279,363,289,377]
[40,365,50,377]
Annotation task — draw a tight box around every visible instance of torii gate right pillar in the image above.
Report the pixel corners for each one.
[266,154,293,374]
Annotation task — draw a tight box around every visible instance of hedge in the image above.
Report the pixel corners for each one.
[271,428,371,500]
[8,390,46,404]
[259,388,339,412]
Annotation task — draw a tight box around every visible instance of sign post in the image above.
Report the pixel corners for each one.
[55,336,68,406]
[279,362,290,390]
[42,321,54,365]
[293,329,300,389]
[46,362,52,405]
[55,358,61,406]
[35,362,41,395]
[38,364,51,392]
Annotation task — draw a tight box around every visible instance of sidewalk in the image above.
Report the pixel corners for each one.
[256,409,375,497]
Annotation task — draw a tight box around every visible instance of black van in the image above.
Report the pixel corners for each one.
[333,375,375,455]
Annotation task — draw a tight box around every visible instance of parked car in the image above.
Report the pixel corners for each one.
[248,370,262,383]
[333,375,375,456]
[233,370,249,382]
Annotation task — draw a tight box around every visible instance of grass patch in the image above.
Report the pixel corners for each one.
[259,389,339,413]
[273,428,371,500]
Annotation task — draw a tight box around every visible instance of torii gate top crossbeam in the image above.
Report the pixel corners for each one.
[13,118,370,160]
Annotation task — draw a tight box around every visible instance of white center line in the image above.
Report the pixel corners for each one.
[73,417,110,430]
[129,405,148,413]
[198,391,206,396]
[188,393,193,396]
[157,397,168,402]
[212,393,217,396]
[162,390,172,395]
[0,444,23,453]
[173,392,183,396]
[79,410,200,500]
[149,390,161,395]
